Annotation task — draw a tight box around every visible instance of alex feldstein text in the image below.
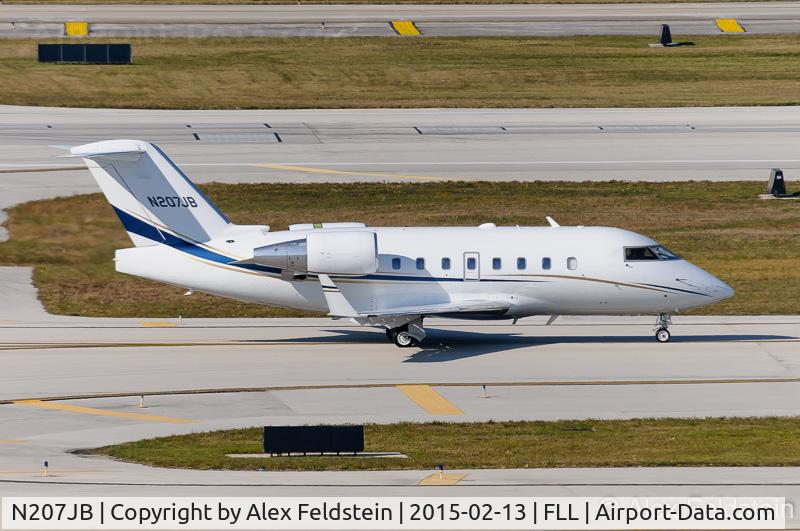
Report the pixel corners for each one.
[0,497,788,530]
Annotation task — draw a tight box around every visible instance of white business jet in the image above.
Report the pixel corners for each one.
[70,140,733,347]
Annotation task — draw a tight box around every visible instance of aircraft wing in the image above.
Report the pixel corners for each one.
[316,274,509,319]
[363,299,510,318]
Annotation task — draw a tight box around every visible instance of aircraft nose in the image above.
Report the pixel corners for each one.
[706,277,734,301]
[715,280,735,300]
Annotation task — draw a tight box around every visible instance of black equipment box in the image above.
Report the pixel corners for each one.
[263,425,365,455]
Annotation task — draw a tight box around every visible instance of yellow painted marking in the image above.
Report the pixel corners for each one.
[419,473,468,486]
[254,163,444,182]
[65,21,88,37]
[391,20,421,36]
[0,439,26,444]
[141,321,177,328]
[716,18,745,33]
[14,400,192,424]
[397,385,463,415]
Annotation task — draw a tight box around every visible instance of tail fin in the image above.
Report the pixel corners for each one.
[70,139,229,246]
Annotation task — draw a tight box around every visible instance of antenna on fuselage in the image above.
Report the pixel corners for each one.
[546,216,560,227]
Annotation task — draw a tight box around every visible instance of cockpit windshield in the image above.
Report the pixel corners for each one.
[624,245,680,261]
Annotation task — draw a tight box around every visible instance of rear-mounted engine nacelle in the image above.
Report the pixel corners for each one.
[251,231,378,275]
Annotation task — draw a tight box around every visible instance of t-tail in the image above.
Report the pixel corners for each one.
[69,139,230,247]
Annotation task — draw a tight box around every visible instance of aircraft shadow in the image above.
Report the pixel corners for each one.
[404,331,797,363]
[242,329,796,363]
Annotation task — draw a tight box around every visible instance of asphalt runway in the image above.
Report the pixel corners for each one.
[3,105,800,196]
[1,2,799,37]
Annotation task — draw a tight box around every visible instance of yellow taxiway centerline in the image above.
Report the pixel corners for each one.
[14,400,193,424]
[253,163,445,182]
[397,385,463,415]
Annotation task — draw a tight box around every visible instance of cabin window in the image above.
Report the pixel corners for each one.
[467,257,477,270]
[624,246,680,262]
[542,257,551,270]
[567,257,577,270]
[492,258,502,270]
[416,258,425,270]
[517,257,526,270]
[392,257,401,270]
[441,257,451,270]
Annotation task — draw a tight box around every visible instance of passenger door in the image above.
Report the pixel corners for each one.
[463,252,480,281]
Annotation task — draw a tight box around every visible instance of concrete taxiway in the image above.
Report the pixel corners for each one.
[0,314,800,514]
[2,2,800,37]
[2,315,800,408]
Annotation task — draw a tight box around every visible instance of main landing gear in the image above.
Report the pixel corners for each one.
[386,319,426,348]
[654,313,672,343]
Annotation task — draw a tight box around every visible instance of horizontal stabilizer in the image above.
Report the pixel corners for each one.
[66,139,147,159]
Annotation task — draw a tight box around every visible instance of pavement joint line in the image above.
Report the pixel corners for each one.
[5,479,800,488]
[418,472,469,486]
[0,166,84,174]
[0,342,243,351]
[13,399,194,424]
[0,321,797,329]
[397,385,463,415]
[0,337,797,351]
[0,469,106,476]
[5,377,800,405]
[140,321,178,328]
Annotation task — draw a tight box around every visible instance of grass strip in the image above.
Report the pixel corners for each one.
[2,36,800,108]
[0,181,797,317]
[84,417,800,471]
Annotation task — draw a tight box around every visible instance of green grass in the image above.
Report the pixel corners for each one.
[84,417,800,471]
[0,181,798,318]
[3,35,800,108]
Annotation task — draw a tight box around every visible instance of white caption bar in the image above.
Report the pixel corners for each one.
[1,497,787,530]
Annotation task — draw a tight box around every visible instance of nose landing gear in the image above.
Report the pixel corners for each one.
[654,313,672,343]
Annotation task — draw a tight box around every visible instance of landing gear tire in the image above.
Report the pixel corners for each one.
[387,320,424,348]
[392,330,416,348]
[655,327,671,343]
